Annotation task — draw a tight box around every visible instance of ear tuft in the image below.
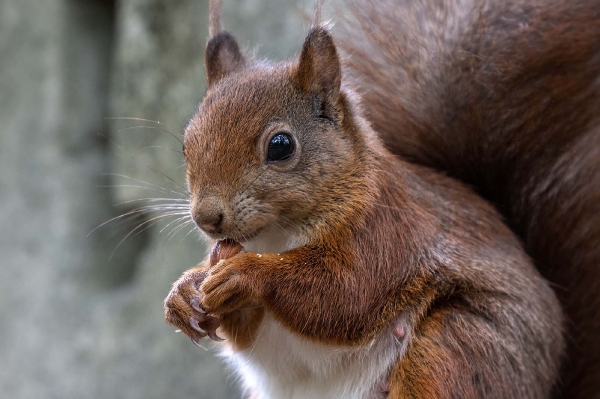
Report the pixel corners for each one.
[205,31,246,87]
[295,27,342,117]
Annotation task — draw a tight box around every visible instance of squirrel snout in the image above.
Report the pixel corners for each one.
[192,199,225,234]
[196,212,223,234]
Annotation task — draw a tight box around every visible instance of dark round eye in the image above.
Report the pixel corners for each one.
[267,132,295,163]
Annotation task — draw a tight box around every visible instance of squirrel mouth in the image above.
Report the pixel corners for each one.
[204,226,263,243]
[234,227,263,243]
[222,226,264,244]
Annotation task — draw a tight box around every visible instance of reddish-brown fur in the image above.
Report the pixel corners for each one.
[165,240,264,351]
[338,0,600,396]
[164,2,569,397]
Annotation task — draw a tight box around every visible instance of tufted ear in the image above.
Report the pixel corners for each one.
[205,31,246,87]
[295,27,342,119]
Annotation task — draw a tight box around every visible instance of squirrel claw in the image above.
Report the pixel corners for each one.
[190,297,206,314]
[189,316,207,335]
[189,313,222,343]
[207,330,225,342]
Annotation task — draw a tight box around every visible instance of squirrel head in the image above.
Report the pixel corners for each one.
[184,26,374,243]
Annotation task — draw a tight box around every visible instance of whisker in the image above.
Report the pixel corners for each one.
[99,184,185,198]
[168,219,196,241]
[162,221,189,242]
[104,173,188,198]
[182,225,199,241]
[272,221,291,235]
[106,116,162,124]
[163,217,192,237]
[96,120,198,255]
[89,209,189,236]
[114,197,189,206]
[126,215,175,242]
[124,204,189,211]
[110,213,187,258]
[139,145,184,155]
[99,213,150,240]
[144,164,190,197]
[275,218,300,231]
[99,132,189,197]
[160,215,192,234]
[116,125,184,146]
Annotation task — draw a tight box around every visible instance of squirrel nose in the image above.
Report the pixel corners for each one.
[194,211,224,233]
[192,197,226,234]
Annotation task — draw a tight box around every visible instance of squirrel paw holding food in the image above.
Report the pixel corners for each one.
[164,239,245,345]
[200,252,264,315]
[164,267,222,345]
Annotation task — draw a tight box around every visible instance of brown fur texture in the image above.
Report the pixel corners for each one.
[337,0,600,397]
[163,15,566,397]
[165,240,264,351]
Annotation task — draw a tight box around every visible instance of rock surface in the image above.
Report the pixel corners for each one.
[0,0,308,397]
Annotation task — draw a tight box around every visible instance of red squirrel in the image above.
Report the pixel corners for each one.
[164,1,567,398]
[338,0,600,397]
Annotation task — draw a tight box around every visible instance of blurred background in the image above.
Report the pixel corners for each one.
[0,0,313,397]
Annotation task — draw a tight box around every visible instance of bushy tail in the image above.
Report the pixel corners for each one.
[337,0,600,397]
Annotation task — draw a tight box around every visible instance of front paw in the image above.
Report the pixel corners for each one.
[201,256,261,314]
[164,267,223,346]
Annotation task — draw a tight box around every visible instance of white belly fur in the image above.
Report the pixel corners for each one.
[217,226,409,399]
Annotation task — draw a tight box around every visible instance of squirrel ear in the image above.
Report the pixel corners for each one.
[205,31,246,87]
[295,27,341,110]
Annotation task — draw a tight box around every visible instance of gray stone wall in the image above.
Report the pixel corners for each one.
[0,0,309,397]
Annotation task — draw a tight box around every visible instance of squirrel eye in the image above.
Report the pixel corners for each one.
[266,132,295,163]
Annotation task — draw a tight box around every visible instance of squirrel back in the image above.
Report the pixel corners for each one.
[338,0,600,396]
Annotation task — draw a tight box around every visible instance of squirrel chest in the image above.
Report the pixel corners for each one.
[219,227,408,399]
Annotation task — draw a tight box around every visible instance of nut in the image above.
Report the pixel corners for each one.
[209,239,244,267]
